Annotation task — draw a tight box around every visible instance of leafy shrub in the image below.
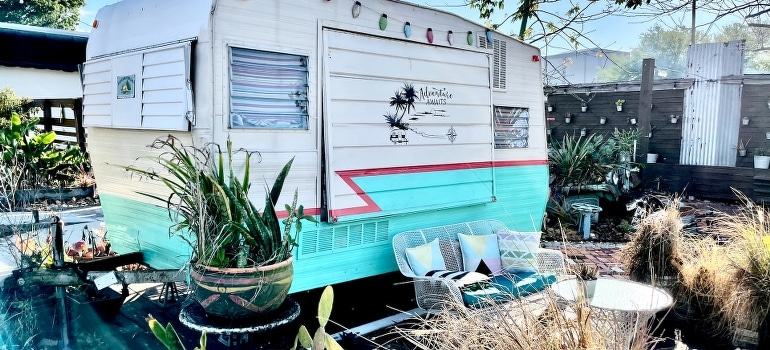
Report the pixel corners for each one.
[548,133,614,187]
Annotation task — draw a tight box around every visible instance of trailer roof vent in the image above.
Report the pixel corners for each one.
[478,35,507,89]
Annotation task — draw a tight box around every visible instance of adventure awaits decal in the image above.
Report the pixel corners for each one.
[384,83,457,145]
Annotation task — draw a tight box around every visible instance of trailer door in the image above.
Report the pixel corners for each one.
[322,29,495,223]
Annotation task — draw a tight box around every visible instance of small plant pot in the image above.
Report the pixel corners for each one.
[599,117,606,124]
[739,149,747,157]
[616,105,623,112]
[619,151,630,163]
[579,279,597,299]
[647,153,658,163]
[547,105,553,112]
[629,118,637,125]
[581,106,587,112]
[755,155,770,169]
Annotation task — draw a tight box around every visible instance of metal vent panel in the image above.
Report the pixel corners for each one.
[297,220,390,258]
[478,36,506,89]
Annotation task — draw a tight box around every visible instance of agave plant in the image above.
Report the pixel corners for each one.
[123,135,315,268]
[548,133,613,187]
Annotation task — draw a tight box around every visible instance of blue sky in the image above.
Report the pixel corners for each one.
[78,0,738,54]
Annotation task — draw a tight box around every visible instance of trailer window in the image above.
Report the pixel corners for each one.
[229,47,309,129]
[493,106,529,149]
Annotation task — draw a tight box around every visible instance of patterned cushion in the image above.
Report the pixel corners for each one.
[462,272,556,308]
[497,230,541,273]
[458,233,502,275]
[425,270,491,287]
[405,239,447,276]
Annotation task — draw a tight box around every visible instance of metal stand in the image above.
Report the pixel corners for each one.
[158,282,179,308]
[571,203,603,240]
[179,298,300,348]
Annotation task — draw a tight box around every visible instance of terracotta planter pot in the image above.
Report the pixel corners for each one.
[190,256,294,319]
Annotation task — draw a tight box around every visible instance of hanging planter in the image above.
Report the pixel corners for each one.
[547,105,553,112]
[581,103,587,112]
[599,116,607,125]
[615,99,625,112]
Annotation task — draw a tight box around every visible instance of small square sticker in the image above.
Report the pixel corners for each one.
[117,75,135,99]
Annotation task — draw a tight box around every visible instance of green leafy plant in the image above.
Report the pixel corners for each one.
[611,127,641,156]
[755,146,770,157]
[548,133,613,187]
[147,314,206,350]
[615,99,625,107]
[291,286,343,350]
[0,112,88,210]
[122,135,316,268]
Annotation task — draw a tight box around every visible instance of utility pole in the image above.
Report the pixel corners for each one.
[691,0,696,45]
[519,0,531,39]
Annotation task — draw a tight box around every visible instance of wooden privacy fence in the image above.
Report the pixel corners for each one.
[35,98,86,151]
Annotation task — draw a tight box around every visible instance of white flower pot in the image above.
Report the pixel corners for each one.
[547,106,553,112]
[619,151,630,163]
[599,117,606,124]
[616,105,622,112]
[581,106,587,112]
[580,279,597,299]
[755,155,770,169]
[739,149,747,157]
[646,153,658,163]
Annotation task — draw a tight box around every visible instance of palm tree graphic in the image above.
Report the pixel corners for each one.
[383,83,448,143]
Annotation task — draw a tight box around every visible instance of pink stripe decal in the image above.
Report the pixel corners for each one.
[330,160,547,218]
[199,294,220,308]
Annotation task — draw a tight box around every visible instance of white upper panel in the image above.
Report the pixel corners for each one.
[86,0,212,59]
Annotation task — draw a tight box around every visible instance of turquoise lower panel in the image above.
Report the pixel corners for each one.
[99,194,191,270]
[99,165,548,293]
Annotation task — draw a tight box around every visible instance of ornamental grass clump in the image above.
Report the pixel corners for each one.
[391,291,657,350]
[707,191,770,345]
[620,196,683,287]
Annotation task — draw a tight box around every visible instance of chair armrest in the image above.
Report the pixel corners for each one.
[411,275,465,309]
[537,248,566,276]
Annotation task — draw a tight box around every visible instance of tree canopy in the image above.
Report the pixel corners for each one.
[0,0,86,30]
[466,0,768,52]
[597,22,770,82]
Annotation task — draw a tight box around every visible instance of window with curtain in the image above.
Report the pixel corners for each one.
[229,47,309,129]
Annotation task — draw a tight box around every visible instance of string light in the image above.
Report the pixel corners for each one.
[352,1,361,18]
[352,1,480,47]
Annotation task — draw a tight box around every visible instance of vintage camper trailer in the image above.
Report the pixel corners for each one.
[82,0,549,292]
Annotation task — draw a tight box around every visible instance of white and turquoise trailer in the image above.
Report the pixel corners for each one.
[82,0,549,292]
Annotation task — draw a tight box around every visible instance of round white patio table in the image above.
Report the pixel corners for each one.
[551,277,674,350]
